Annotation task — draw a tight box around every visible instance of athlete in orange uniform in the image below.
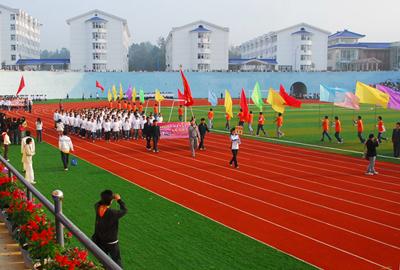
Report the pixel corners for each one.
[109,101,113,109]
[237,109,246,126]
[123,101,128,110]
[225,113,231,130]
[178,105,184,122]
[138,103,143,113]
[247,111,254,135]
[274,113,284,138]
[207,108,214,129]
[127,102,132,111]
[334,116,343,143]
[376,116,387,143]
[117,101,122,110]
[321,116,332,142]
[132,102,137,112]
[256,112,267,136]
[354,115,365,143]
[154,103,159,115]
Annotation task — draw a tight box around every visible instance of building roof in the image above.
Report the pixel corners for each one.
[291,27,312,35]
[229,58,278,65]
[16,59,70,65]
[170,20,229,32]
[277,22,331,35]
[85,16,108,23]
[0,3,18,13]
[190,25,211,33]
[328,42,391,49]
[329,30,365,39]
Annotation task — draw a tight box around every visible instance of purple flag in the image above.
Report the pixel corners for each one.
[126,85,132,101]
[376,85,400,110]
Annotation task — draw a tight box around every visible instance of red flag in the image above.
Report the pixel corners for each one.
[177,89,185,105]
[180,70,194,106]
[240,88,249,119]
[279,84,302,108]
[96,80,105,92]
[16,76,25,96]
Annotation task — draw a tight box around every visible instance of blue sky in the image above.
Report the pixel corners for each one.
[2,0,399,50]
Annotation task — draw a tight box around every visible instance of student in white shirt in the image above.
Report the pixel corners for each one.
[103,118,111,142]
[56,119,64,135]
[2,130,11,161]
[229,128,241,169]
[111,119,120,141]
[96,119,102,140]
[90,119,97,142]
[21,131,35,172]
[122,118,131,139]
[22,137,35,183]
[35,118,43,143]
[132,115,140,140]
[58,130,74,171]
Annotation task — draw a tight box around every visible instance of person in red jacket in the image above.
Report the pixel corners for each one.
[334,116,343,143]
[207,108,214,129]
[274,113,284,138]
[178,105,184,122]
[376,116,387,143]
[225,113,231,130]
[256,112,267,136]
[354,116,365,143]
[320,116,332,142]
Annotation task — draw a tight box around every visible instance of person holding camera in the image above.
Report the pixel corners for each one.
[92,190,127,267]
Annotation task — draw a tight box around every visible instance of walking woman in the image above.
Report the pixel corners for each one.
[229,128,241,169]
[22,137,35,184]
[36,118,43,143]
[364,133,379,175]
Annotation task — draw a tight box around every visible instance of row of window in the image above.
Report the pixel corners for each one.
[11,35,40,48]
[241,36,278,51]
[10,14,38,25]
[92,22,106,29]
[197,53,210,59]
[198,43,210,49]
[198,33,210,39]
[197,64,210,70]
[300,44,312,51]
[93,43,107,50]
[92,32,107,40]
[93,53,107,60]
[93,63,107,70]
[300,55,312,61]
[301,35,311,41]
[300,65,312,71]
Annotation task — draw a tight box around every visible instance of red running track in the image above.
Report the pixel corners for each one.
[7,102,400,269]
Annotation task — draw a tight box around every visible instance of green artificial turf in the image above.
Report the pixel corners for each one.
[6,143,315,270]
[163,103,400,163]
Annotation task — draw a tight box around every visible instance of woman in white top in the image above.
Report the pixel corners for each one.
[56,119,64,135]
[132,115,140,140]
[2,130,11,161]
[96,118,102,140]
[229,128,241,169]
[103,118,111,142]
[35,118,43,143]
[90,119,97,142]
[58,130,74,171]
[123,118,131,139]
[23,137,35,183]
[112,119,120,141]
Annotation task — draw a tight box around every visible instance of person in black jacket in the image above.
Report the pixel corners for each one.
[143,117,152,151]
[92,190,127,267]
[198,118,209,150]
[364,133,379,175]
[392,122,400,157]
[151,119,161,152]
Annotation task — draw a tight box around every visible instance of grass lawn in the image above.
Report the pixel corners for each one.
[162,103,400,163]
[6,143,315,270]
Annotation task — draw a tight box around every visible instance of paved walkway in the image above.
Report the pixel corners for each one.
[0,222,29,270]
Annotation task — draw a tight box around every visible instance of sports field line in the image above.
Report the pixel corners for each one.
[13,109,398,269]
[36,132,393,269]
[211,129,400,161]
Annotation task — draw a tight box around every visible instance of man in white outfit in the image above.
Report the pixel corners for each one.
[59,130,74,171]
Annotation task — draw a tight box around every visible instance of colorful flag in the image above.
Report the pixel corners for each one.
[208,89,218,106]
[119,83,124,100]
[376,84,400,111]
[355,81,389,108]
[126,85,132,100]
[112,85,117,101]
[224,90,233,118]
[139,89,145,103]
[107,89,112,102]
[95,80,104,92]
[132,87,137,102]
[279,84,302,108]
[180,70,194,106]
[267,88,285,114]
[155,89,165,102]
[320,85,348,102]
[240,88,249,119]
[251,82,264,111]
[16,75,25,96]
[334,92,360,110]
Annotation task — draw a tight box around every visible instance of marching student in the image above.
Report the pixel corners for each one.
[178,105,184,122]
[140,115,146,139]
[256,112,267,136]
[123,101,127,110]
[132,115,140,140]
[35,118,43,143]
[237,109,245,126]
[143,117,152,150]
[225,112,231,130]
[207,108,214,129]
[56,119,64,136]
[153,103,159,115]
[132,102,137,112]
[188,119,200,157]
[21,131,35,172]
[354,116,365,143]
[229,128,241,169]
[2,129,10,161]
[321,116,332,142]
[364,133,379,175]
[117,101,122,110]
[103,118,111,143]
[53,110,60,128]
[90,118,97,142]
[112,118,120,141]
[22,137,35,183]
[198,118,209,151]
[122,118,131,139]
[376,116,387,143]
[274,113,284,138]
[334,116,343,143]
[127,102,132,111]
[247,111,254,135]
[151,120,161,152]
[96,118,102,140]
[157,113,164,123]
[59,130,74,171]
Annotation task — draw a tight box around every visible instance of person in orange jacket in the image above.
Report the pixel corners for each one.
[321,116,332,142]
[225,113,231,130]
[207,108,214,129]
[354,116,365,143]
[178,105,184,122]
[376,116,387,143]
[256,112,267,136]
[334,116,343,143]
[274,113,284,138]
[247,111,254,135]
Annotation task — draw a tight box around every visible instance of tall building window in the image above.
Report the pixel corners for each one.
[92,22,106,29]
[10,14,15,20]
[301,35,311,41]
[10,34,15,41]
[11,55,16,61]
[10,24,15,30]
[11,45,16,51]
[300,45,311,51]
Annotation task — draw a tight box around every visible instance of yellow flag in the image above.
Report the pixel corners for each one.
[119,83,124,100]
[132,87,137,102]
[112,85,117,101]
[267,88,285,114]
[224,89,233,118]
[355,81,390,108]
[155,89,165,102]
[107,89,112,102]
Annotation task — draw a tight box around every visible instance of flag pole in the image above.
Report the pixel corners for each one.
[373,104,377,132]
[144,100,149,114]
[168,100,174,123]
[185,106,187,122]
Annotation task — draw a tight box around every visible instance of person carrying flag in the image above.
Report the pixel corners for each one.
[274,113,284,138]
[237,109,245,126]
[247,111,254,135]
[207,108,214,129]
[153,103,159,115]
[376,116,387,143]
[225,112,231,130]
[354,116,365,143]
[321,116,332,142]
[256,112,267,136]
[178,105,184,122]
[334,116,343,143]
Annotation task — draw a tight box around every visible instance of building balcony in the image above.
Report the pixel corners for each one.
[198,48,211,54]
[92,59,107,64]
[93,28,107,33]
[299,40,312,45]
[197,58,211,64]
[198,38,210,44]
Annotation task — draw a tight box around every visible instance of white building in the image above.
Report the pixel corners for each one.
[165,20,229,71]
[0,4,41,68]
[239,23,330,71]
[66,10,131,72]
